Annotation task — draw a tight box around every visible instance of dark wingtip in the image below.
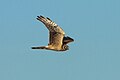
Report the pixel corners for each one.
[36,15,44,20]
[31,47,36,49]
[66,36,74,41]
[40,15,44,18]
[31,47,40,49]
[36,16,39,20]
[46,17,51,20]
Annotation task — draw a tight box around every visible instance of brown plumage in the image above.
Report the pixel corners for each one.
[32,15,74,51]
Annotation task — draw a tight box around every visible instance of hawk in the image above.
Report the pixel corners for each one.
[32,15,74,51]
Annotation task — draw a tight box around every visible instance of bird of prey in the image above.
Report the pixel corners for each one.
[32,15,74,51]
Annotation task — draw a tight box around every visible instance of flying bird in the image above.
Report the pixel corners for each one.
[32,15,74,51]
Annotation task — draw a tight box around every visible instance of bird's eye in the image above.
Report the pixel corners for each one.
[54,26,57,28]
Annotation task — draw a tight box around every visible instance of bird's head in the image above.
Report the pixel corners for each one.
[61,45,69,51]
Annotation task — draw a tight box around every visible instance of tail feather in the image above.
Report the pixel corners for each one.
[31,46,47,49]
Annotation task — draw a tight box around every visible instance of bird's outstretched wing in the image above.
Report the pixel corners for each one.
[36,16,65,49]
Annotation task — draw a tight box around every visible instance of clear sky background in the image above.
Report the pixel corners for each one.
[0,0,120,80]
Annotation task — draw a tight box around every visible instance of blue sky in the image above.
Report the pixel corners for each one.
[0,0,120,80]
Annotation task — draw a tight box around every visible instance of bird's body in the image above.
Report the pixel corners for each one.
[32,15,74,51]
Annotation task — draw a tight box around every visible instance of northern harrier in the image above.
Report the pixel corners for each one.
[32,15,74,51]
